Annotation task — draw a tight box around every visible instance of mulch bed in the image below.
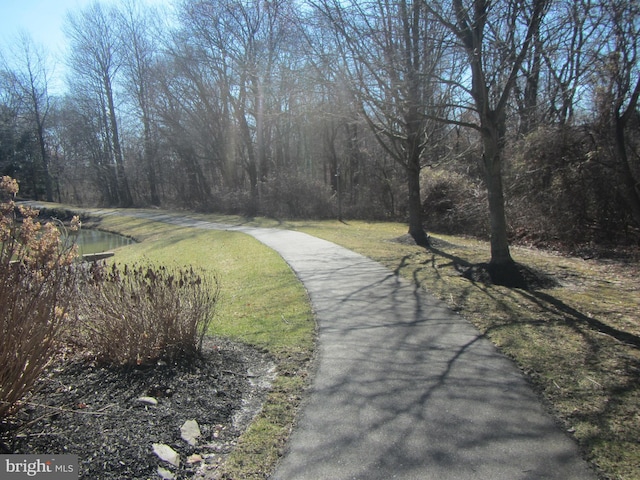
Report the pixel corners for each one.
[1,338,275,480]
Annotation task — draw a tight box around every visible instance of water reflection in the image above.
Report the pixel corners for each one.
[73,229,134,256]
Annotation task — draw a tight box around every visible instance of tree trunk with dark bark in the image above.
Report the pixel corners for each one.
[407,159,429,246]
[483,151,513,266]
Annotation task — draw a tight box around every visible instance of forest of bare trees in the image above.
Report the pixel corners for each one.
[1,0,639,262]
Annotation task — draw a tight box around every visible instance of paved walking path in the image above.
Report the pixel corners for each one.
[124,211,596,480]
[33,206,600,479]
[237,227,597,480]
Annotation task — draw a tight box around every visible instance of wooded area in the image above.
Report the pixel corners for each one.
[1,0,639,263]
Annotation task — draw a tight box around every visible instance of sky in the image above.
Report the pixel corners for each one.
[0,0,173,93]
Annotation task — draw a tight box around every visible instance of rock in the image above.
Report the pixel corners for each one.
[137,396,158,406]
[187,454,203,464]
[157,467,175,479]
[180,419,201,446]
[152,443,180,467]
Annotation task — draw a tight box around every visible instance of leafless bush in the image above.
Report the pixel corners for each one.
[506,125,632,247]
[72,262,220,366]
[259,173,335,219]
[1,176,79,421]
[421,169,489,237]
[0,264,76,420]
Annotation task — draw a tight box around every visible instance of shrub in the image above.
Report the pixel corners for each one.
[259,172,335,219]
[0,176,79,421]
[72,262,220,366]
[506,125,632,247]
[421,169,489,237]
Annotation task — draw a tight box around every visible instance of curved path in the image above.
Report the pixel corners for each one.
[237,227,596,480]
[45,207,599,479]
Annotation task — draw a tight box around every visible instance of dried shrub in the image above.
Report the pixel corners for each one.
[259,172,335,219]
[73,262,220,366]
[421,169,489,237]
[0,176,79,421]
[506,125,632,247]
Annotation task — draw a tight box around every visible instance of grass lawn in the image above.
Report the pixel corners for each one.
[44,204,639,480]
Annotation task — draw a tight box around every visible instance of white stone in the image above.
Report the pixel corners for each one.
[157,467,175,479]
[180,419,201,446]
[152,443,180,467]
[137,396,158,406]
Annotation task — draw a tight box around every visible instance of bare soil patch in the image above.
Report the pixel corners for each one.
[1,338,275,480]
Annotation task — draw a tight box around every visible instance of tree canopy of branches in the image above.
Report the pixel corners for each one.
[1,0,639,262]
[311,0,451,245]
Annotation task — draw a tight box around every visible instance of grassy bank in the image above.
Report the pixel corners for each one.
[89,214,315,479]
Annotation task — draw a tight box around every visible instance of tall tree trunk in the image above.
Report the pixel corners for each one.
[474,87,516,267]
[31,96,53,202]
[236,105,259,216]
[519,32,542,135]
[105,77,133,207]
[406,108,429,246]
[35,114,53,202]
[142,117,160,206]
[407,157,428,246]
[482,138,513,265]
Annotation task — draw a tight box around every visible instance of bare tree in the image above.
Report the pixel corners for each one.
[117,0,163,205]
[54,93,111,204]
[0,68,25,183]
[1,33,55,201]
[65,2,132,206]
[153,52,216,206]
[426,0,550,274]
[590,0,640,225]
[312,0,450,245]
[177,0,300,214]
[538,0,601,126]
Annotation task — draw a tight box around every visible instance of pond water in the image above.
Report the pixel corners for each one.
[73,229,135,256]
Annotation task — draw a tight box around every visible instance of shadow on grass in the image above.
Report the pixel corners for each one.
[517,289,640,349]
[406,240,640,351]
[393,239,640,477]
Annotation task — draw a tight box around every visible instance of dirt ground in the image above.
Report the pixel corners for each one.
[1,338,276,480]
